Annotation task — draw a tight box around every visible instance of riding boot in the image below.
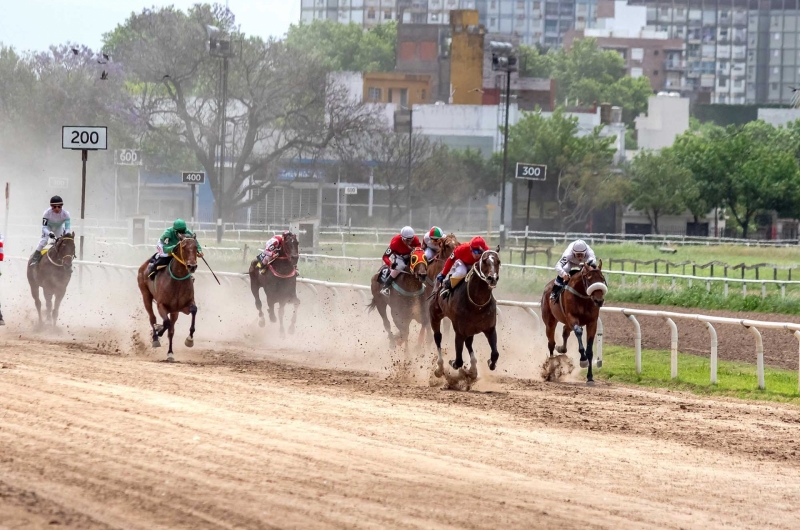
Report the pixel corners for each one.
[29,250,43,267]
[380,274,395,296]
[550,282,563,301]
[440,278,453,299]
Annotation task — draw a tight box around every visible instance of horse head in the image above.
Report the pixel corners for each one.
[54,232,76,272]
[409,247,428,282]
[282,231,300,263]
[438,233,459,260]
[177,234,199,273]
[477,247,501,288]
[581,259,607,307]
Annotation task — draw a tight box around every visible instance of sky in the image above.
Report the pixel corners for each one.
[0,0,297,53]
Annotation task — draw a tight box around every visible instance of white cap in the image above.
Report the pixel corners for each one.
[400,226,415,239]
[573,240,587,253]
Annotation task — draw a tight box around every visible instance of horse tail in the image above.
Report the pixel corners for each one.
[366,298,377,313]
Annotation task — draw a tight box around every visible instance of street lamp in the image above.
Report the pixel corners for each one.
[394,105,413,225]
[208,25,235,243]
[491,41,517,248]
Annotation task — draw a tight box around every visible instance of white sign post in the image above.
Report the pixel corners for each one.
[113,149,143,221]
[514,163,547,266]
[61,126,108,263]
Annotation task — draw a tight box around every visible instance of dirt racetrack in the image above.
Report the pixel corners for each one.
[3,339,800,530]
[2,262,800,528]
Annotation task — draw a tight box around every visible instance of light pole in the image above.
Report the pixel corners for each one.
[491,41,517,248]
[208,25,235,242]
[394,105,414,225]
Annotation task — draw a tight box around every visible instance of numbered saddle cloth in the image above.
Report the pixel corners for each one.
[378,265,390,283]
[255,252,266,269]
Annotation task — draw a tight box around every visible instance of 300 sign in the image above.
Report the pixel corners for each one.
[62,126,107,150]
[515,162,547,181]
[182,171,206,184]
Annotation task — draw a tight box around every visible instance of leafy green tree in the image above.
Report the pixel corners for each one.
[625,150,691,234]
[502,107,620,230]
[284,19,396,72]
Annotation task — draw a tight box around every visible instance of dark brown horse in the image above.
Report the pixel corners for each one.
[368,247,429,348]
[27,233,75,327]
[248,232,300,337]
[429,248,501,379]
[540,261,607,383]
[137,236,199,361]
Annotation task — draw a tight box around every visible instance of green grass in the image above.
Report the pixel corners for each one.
[610,286,800,315]
[597,345,800,404]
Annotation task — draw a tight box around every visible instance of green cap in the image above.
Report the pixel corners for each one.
[173,218,187,232]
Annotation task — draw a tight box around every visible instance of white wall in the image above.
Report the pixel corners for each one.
[758,108,800,127]
[594,1,647,33]
[635,95,690,150]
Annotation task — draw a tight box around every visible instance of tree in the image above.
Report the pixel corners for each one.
[284,19,397,73]
[625,150,691,234]
[502,107,620,231]
[105,5,379,219]
[518,43,555,78]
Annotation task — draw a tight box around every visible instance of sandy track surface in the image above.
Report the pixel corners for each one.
[2,341,800,530]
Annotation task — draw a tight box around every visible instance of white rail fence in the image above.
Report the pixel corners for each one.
[9,256,800,392]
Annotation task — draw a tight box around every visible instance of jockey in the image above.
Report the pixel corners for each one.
[551,239,597,301]
[380,225,421,295]
[436,236,489,298]
[258,233,284,274]
[145,218,202,278]
[422,226,444,262]
[30,195,71,267]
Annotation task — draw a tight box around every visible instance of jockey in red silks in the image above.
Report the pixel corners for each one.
[380,225,421,295]
[259,233,284,274]
[436,236,490,298]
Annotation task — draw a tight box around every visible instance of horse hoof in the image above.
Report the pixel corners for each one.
[434,368,443,378]
[0,319,5,326]
[580,360,589,369]
[269,316,277,323]
[152,340,161,348]
[258,318,265,328]
[556,347,566,354]
[449,359,463,370]
[185,337,194,348]
[596,360,603,368]
[586,379,595,386]
[487,359,496,371]
[166,354,175,363]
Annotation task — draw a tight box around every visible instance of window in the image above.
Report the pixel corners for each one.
[533,1,540,8]
[719,78,727,87]
[654,50,659,56]
[367,87,382,101]
[367,8,375,19]
[384,10,392,19]
[631,48,644,61]
[676,8,685,17]
[774,66,780,74]
[654,70,659,75]
[734,79,743,88]
[775,32,781,40]
[772,82,778,90]
[420,89,427,101]
[490,0,496,7]
[774,50,780,57]
[631,67,643,78]
[517,0,524,8]
[431,13,439,21]
[490,17,497,26]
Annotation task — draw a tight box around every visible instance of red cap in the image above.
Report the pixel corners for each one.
[470,236,488,251]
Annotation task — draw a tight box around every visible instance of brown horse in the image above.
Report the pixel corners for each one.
[137,236,199,361]
[424,233,459,297]
[248,232,300,337]
[368,247,429,348]
[429,248,501,378]
[27,233,75,327]
[540,261,607,383]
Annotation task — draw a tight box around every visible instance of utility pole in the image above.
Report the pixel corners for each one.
[491,41,517,248]
[407,107,413,225]
[208,25,234,243]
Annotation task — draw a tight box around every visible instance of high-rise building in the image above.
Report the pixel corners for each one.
[300,0,478,27]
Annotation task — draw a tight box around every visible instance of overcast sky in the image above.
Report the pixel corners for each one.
[0,0,297,53]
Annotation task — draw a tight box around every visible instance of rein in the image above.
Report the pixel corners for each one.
[465,251,498,308]
[168,239,194,281]
[45,237,75,268]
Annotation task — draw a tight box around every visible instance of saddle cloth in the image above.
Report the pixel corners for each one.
[378,265,390,283]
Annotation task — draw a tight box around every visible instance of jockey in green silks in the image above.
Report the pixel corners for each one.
[145,218,202,278]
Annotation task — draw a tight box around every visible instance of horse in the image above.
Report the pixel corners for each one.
[424,233,459,297]
[540,261,608,383]
[367,247,429,348]
[136,235,199,362]
[429,248,501,380]
[248,232,301,337]
[26,232,75,327]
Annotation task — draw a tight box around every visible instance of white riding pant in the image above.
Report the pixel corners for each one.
[36,227,67,252]
[156,241,169,258]
[424,247,437,262]
[388,254,408,278]
[262,249,277,264]
[446,260,469,280]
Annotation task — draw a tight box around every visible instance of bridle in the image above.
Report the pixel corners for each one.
[46,237,75,268]
[168,237,196,281]
[466,250,499,308]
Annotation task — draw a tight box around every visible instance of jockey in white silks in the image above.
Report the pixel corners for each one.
[30,195,71,267]
[422,226,444,262]
[550,239,597,300]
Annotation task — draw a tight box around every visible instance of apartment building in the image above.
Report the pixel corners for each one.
[300,0,478,27]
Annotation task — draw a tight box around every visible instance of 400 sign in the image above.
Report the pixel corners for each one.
[182,172,206,184]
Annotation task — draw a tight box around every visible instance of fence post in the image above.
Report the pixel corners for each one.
[743,283,747,297]
[595,318,603,367]
[781,284,786,299]
[627,314,642,374]
[705,321,718,384]
[724,281,729,298]
[665,317,678,379]
[794,331,800,393]
[746,325,765,390]
[761,283,766,299]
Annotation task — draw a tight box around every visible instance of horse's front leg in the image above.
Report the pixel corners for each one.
[167,311,179,360]
[483,326,499,371]
[29,284,42,326]
[156,303,173,361]
[573,324,588,368]
[450,333,465,370]
[51,288,66,327]
[184,303,197,348]
[585,321,597,383]
[288,301,299,335]
[464,335,478,379]
[250,279,265,327]
[43,289,54,325]
[267,297,277,323]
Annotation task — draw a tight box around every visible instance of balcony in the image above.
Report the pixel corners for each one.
[665,60,687,70]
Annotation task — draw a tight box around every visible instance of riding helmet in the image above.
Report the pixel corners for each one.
[173,218,187,233]
[400,226,415,239]
[50,195,64,206]
[470,236,488,251]
[428,226,443,239]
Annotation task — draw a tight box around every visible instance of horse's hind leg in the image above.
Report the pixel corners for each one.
[52,289,66,327]
[464,335,478,378]
[556,325,571,354]
[166,312,178,361]
[573,324,587,368]
[156,303,173,360]
[184,303,197,348]
[267,297,277,323]
[484,327,499,371]
[288,302,299,335]
[450,333,465,370]
[374,298,396,346]
[431,309,444,378]
[584,321,597,382]
[29,284,42,326]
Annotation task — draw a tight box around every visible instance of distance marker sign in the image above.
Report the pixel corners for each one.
[62,126,107,150]
[182,171,206,184]
[515,162,547,181]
